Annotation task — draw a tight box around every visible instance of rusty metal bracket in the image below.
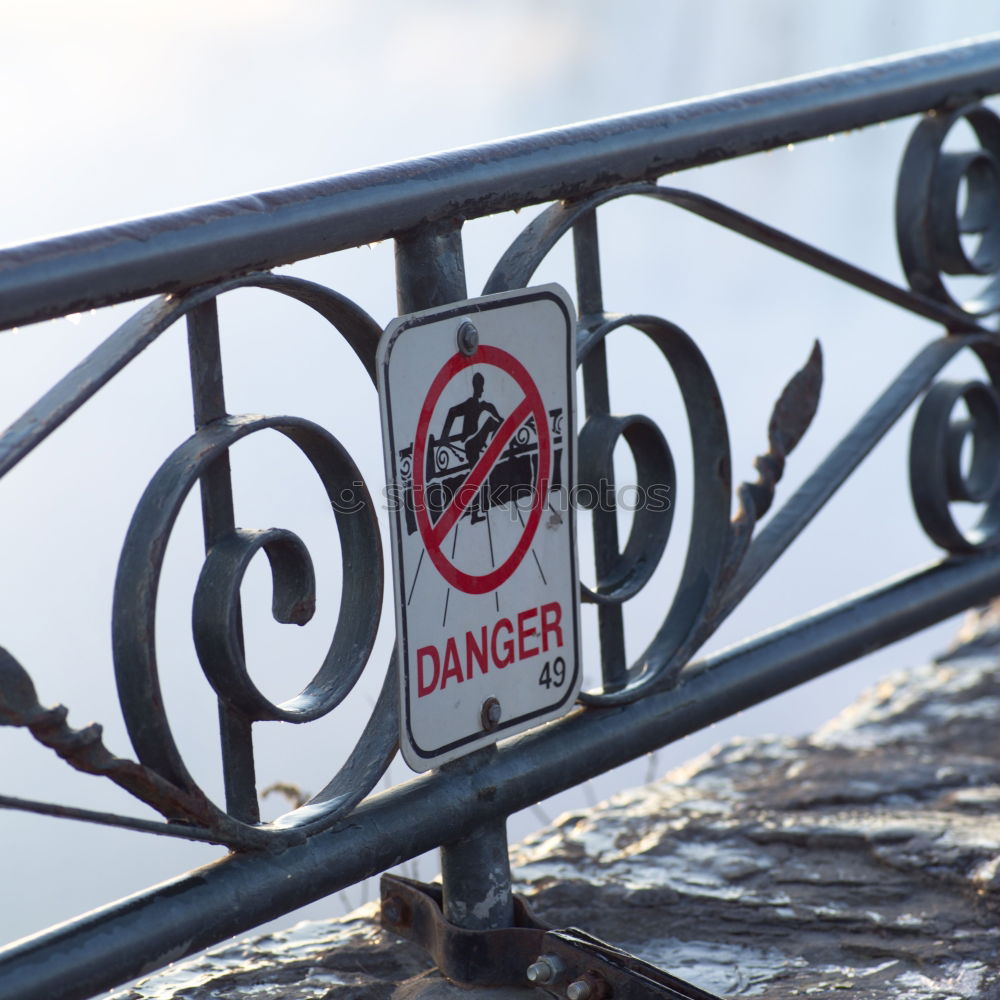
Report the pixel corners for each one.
[381,874,549,987]
[537,928,726,1000]
[380,875,724,1000]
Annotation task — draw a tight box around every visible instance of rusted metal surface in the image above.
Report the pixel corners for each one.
[381,875,549,987]
[379,875,726,999]
[0,647,222,837]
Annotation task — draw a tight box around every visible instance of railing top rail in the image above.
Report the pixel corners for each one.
[2,33,1000,332]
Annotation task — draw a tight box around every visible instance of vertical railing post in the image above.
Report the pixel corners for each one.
[437,747,515,930]
[393,222,516,931]
[186,300,260,824]
[573,209,629,692]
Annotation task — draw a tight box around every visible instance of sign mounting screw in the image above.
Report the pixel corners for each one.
[457,319,479,356]
[481,697,502,731]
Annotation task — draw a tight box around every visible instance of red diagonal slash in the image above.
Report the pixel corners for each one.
[428,395,534,546]
[411,345,550,595]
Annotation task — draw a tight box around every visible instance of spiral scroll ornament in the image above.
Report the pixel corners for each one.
[485,187,822,702]
[0,273,399,846]
[897,103,1000,319]
[96,273,395,845]
[573,314,731,700]
[113,414,386,843]
[109,275,402,844]
[910,374,1000,553]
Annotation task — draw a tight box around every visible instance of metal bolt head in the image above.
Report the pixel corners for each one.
[566,980,592,1000]
[481,696,502,731]
[526,955,565,985]
[457,319,479,356]
[526,961,552,984]
[381,896,403,925]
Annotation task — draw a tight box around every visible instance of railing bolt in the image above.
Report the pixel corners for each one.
[382,896,404,925]
[481,697,502,731]
[457,319,479,356]
[566,980,592,1000]
[526,955,565,985]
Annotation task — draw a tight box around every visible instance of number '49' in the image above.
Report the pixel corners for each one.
[538,656,566,689]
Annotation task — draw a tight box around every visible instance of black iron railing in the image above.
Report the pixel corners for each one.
[3,34,1000,999]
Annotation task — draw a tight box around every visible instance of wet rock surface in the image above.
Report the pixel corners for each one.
[115,626,1000,999]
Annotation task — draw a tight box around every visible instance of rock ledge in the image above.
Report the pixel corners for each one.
[116,632,1000,999]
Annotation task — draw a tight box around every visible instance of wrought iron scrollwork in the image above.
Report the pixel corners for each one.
[577,408,675,606]
[909,346,1000,553]
[113,414,383,845]
[6,40,1000,1000]
[6,100,1000,850]
[575,313,734,701]
[898,102,1000,551]
[897,102,1000,318]
[487,187,823,702]
[1,272,398,848]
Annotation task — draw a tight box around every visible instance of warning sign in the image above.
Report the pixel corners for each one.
[378,285,580,771]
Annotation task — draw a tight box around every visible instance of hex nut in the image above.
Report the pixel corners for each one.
[525,955,565,985]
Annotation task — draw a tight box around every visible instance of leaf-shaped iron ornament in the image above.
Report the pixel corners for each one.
[745,340,823,520]
[724,341,824,580]
[692,341,826,651]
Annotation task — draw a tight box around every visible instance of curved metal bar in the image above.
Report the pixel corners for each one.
[0,271,383,480]
[191,519,374,725]
[897,102,1000,317]
[274,649,400,832]
[577,413,675,605]
[908,338,1000,551]
[484,182,984,331]
[910,380,1000,548]
[574,314,732,703]
[113,414,383,843]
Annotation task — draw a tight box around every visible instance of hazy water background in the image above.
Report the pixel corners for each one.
[1,0,999,951]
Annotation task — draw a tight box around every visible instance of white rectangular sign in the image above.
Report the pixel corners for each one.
[377,285,580,771]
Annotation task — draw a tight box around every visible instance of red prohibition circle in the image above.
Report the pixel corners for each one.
[411,345,551,595]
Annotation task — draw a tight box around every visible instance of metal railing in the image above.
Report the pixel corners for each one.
[3,33,1000,999]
